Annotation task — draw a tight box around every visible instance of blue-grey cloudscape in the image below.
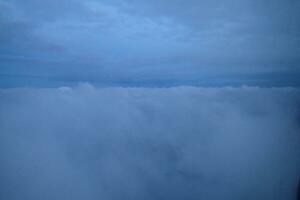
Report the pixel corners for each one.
[0,85,299,199]
[1,1,300,199]
[1,0,300,87]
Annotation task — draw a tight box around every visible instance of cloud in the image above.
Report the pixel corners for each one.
[0,84,299,199]
[1,0,300,88]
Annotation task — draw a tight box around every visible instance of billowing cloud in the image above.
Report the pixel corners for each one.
[0,84,299,199]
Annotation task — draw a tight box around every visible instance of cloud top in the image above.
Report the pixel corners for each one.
[0,85,300,199]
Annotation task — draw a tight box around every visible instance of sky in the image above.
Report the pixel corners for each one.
[0,85,299,199]
[1,0,300,87]
[1,1,300,198]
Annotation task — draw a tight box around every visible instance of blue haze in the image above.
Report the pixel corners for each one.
[0,0,300,87]
[1,1,300,200]
[0,85,300,200]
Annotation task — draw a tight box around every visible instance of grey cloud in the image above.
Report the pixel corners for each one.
[8,0,90,22]
[0,85,299,199]
[121,0,300,35]
[0,0,300,87]
[0,1,64,58]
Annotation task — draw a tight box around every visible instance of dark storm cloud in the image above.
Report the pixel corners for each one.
[0,85,300,199]
[0,0,300,87]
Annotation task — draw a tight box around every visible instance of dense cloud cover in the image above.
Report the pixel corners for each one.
[1,0,300,87]
[0,85,299,199]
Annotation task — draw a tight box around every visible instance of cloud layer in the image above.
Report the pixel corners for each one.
[0,85,300,199]
[1,0,300,87]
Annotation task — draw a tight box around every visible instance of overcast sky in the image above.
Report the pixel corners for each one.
[0,0,300,87]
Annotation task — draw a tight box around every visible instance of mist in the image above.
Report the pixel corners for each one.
[0,84,299,200]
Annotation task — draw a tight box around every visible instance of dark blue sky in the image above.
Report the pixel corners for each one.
[1,0,300,87]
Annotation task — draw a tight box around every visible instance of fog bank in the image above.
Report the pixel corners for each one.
[0,84,299,200]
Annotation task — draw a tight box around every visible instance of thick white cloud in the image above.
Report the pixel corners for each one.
[0,84,299,200]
